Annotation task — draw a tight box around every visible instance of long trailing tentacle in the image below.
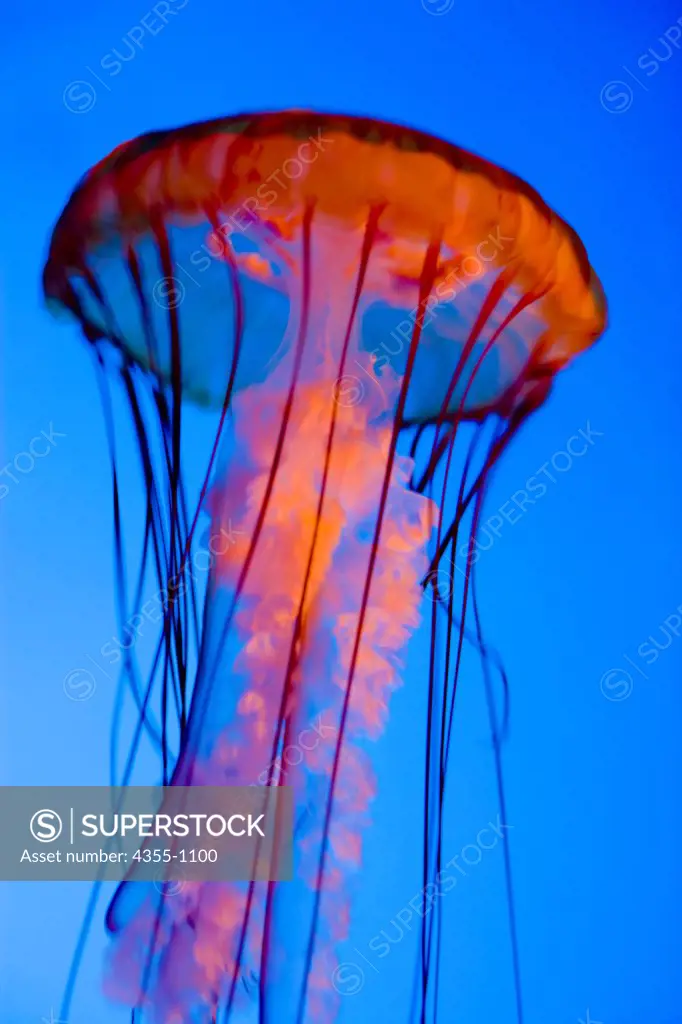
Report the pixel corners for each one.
[61,213,556,1024]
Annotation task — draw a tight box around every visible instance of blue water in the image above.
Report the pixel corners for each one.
[1,0,681,1021]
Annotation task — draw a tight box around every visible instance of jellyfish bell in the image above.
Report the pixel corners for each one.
[43,112,604,418]
[43,111,606,1023]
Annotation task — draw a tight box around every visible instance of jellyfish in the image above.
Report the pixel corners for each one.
[43,111,606,1024]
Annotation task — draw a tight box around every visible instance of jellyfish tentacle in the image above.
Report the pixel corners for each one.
[257,206,385,1023]
[43,111,607,1024]
[414,258,545,1018]
[296,234,443,1023]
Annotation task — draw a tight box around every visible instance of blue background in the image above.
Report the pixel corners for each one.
[1,0,681,1022]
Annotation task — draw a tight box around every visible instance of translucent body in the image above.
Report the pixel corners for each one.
[43,111,606,1023]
